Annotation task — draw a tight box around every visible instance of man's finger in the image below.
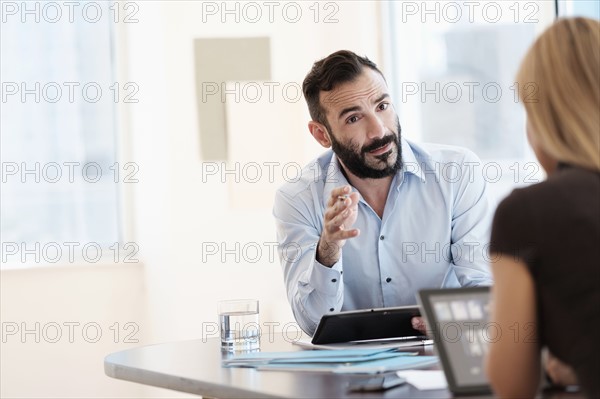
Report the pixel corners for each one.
[331,209,351,226]
[328,186,351,207]
[328,194,349,209]
[327,197,352,219]
[348,191,361,206]
[323,208,336,222]
[324,202,348,224]
[325,220,353,235]
[334,228,360,240]
[412,317,427,334]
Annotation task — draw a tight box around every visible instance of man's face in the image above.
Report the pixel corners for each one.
[319,68,402,179]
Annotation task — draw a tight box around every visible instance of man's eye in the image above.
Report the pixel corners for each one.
[378,103,389,111]
[347,116,359,124]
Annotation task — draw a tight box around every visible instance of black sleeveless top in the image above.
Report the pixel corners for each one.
[490,164,600,398]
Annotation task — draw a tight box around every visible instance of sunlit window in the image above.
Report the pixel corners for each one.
[385,1,556,201]
[558,0,600,18]
[1,2,121,266]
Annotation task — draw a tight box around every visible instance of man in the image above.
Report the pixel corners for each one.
[273,50,493,335]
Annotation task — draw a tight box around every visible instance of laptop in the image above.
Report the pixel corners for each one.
[417,287,492,395]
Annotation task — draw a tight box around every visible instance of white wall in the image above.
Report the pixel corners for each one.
[0,1,383,397]
[127,1,383,342]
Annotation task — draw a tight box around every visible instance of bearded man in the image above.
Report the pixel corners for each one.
[273,50,493,335]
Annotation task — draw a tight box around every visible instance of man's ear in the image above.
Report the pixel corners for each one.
[308,121,332,148]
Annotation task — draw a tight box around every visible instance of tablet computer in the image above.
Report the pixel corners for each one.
[311,306,425,345]
[417,287,492,395]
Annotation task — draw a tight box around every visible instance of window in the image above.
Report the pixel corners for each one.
[384,0,556,201]
[1,2,121,266]
[558,0,600,18]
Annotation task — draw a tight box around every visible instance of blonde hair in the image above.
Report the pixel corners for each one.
[517,17,600,171]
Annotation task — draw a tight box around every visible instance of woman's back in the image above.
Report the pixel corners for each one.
[491,164,600,396]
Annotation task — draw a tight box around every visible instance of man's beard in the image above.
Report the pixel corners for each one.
[328,120,403,179]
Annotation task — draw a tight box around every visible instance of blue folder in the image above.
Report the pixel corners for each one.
[223,348,438,373]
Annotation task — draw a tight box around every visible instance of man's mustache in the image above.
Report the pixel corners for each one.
[362,134,396,154]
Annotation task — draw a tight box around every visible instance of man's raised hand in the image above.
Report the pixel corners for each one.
[317,185,360,267]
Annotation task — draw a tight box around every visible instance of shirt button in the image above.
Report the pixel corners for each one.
[329,308,334,312]
[386,277,392,283]
[331,278,337,283]
[380,235,385,240]
[340,271,343,275]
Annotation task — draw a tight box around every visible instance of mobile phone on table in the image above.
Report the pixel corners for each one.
[347,375,407,392]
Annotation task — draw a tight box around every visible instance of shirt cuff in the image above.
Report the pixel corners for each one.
[307,255,343,296]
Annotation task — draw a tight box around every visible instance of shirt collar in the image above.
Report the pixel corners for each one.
[399,137,426,184]
[322,153,351,204]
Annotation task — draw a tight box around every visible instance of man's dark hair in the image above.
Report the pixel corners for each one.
[302,50,384,127]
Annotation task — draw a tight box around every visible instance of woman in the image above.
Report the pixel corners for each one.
[486,17,600,398]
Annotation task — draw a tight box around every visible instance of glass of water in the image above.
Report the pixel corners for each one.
[218,299,260,351]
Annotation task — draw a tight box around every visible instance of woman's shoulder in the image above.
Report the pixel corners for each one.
[500,164,599,211]
[493,165,600,241]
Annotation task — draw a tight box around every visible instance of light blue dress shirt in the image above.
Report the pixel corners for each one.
[273,139,494,335]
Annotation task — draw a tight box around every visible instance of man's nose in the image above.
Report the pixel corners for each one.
[366,114,386,140]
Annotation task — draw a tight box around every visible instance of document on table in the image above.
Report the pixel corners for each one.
[396,370,448,390]
[293,338,434,351]
[223,348,438,374]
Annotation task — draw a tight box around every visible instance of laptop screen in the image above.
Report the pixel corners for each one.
[418,287,492,394]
